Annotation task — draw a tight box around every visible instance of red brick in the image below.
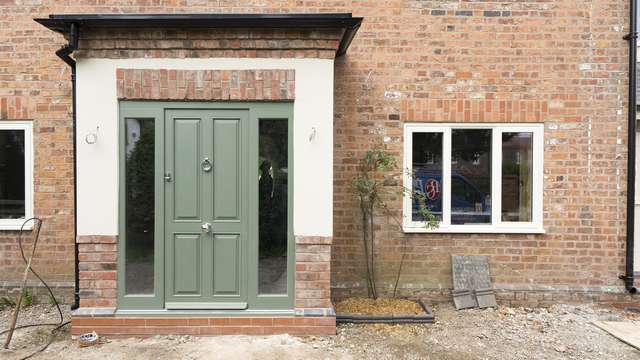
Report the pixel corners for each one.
[250,318,274,326]
[117,69,295,101]
[210,318,229,326]
[187,318,209,326]
[122,318,147,326]
[227,318,252,326]
[145,318,188,326]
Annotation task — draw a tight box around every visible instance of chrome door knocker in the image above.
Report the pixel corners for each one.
[201,157,212,172]
[201,222,212,233]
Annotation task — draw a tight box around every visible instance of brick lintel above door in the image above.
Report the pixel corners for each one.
[116,69,295,101]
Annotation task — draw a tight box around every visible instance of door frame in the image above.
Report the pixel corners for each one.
[117,101,294,311]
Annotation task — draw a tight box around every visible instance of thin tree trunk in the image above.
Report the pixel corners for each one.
[369,200,377,299]
[360,197,374,298]
[392,240,406,298]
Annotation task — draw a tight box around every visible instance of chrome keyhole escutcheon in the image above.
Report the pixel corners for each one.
[201,223,212,233]
[201,158,212,172]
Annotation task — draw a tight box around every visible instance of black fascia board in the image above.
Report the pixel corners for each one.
[34,13,362,56]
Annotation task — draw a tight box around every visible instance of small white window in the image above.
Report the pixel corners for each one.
[0,121,33,230]
[403,123,543,233]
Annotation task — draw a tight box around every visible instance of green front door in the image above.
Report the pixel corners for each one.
[164,109,249,309]
[118,101,293,311]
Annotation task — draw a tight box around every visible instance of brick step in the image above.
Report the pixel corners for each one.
[71,316,336,336]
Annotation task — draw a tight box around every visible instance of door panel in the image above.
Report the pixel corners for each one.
[173,119,201,220]
[213,234,240,295]
[164,109,248,309]
[172,234,201,295]
[213,119,240,221]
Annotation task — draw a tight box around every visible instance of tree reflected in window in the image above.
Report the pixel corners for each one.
[125,118,155,295]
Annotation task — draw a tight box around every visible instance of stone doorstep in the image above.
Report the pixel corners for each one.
[70,315,336,336]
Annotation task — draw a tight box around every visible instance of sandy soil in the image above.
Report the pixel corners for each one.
[1,303,640,359]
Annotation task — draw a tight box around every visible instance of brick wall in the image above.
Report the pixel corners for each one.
[77,235,117,308]
[295,236,332,314]
[0,2,76,302]
[332,0,633,302]
[0,0,634,307]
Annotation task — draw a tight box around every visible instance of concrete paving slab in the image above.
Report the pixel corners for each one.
[592,321,640,351]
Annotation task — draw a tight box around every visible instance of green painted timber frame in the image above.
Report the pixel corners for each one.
[117,101,294,311]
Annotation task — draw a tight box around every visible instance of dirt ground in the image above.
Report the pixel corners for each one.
[1,303,640,359]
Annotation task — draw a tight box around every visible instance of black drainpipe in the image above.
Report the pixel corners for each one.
[622,0,638,294]
[54,23,81,308]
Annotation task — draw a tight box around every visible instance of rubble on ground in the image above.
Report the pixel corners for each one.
[305,303,640,360]
[1,303,639,359]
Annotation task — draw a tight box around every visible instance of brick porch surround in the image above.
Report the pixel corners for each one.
[66,21,343,335]
[74,44,337,334]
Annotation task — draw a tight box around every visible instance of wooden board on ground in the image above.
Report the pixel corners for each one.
[592,321,640,350]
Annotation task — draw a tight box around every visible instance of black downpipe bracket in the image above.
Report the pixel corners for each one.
[623,0,638,294]
[54,23,80,308]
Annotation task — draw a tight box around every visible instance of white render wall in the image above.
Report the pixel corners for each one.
[75,58,334,237]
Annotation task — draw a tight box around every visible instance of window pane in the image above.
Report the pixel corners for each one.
[502,132,533,222]
[0,129,25,219]
[451,129,492,224]
[125,118,154,295]
[412,132,443,221]
[258,119,288,295]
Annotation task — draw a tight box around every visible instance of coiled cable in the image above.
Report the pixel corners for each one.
[0,218,70,359]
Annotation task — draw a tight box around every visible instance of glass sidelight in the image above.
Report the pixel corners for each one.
[124,118,155,295]
[258,119,289,295]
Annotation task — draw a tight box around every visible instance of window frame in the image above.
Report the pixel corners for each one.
[403,123,544,234]
[0,121,34,230]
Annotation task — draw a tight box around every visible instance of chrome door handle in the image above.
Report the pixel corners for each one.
[201,223,212,233]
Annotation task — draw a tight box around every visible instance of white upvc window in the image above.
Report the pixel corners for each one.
[403,123,544,234]
[0,121,33,230]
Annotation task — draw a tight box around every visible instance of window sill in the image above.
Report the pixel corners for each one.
[403,225,545,234]
[0,221,34,231]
